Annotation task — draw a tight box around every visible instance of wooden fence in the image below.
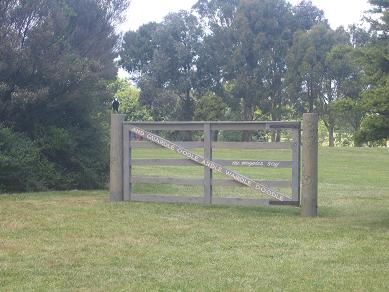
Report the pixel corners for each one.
[110,115,318,216]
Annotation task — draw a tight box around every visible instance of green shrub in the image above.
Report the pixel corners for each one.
[37,126,109,190]
[0,125,109,193]
[0,128,54,192]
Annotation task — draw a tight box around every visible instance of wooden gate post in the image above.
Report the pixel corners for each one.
[204,123,212,204]
[301,113,318,217]
[110,113,126,201]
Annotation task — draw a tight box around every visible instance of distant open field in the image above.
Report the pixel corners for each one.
[1,147,389,291]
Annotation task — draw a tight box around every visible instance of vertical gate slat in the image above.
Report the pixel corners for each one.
[204,123,212,204]
[291,127,301,203]
[123,124,131,201]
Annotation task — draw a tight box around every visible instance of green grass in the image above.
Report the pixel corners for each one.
[1,147,389,291]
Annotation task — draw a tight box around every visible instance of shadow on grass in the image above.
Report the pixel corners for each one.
[123,199,302,219]
[316,206,343,218]
[2,190,345,220]
[363,212,389,230]
[0,190,105,201]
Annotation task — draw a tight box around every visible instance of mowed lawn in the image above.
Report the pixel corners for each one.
[1,147,389,291]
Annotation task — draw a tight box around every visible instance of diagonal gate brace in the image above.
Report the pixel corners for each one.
[130,126,290,201]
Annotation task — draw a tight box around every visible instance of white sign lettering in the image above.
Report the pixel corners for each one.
[232,160,281,168]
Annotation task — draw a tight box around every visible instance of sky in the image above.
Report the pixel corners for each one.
[119,0,373,32]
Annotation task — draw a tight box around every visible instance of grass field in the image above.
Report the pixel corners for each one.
[1,147,389,291]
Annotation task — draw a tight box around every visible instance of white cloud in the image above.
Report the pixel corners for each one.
[289,0,372,29]
[119,0,372,33]
[118,0,197,32]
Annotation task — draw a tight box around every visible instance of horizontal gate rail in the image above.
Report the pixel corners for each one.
[124,121,300,130]
[130,141,292,149]
[120,120,301,207]
[212,142,291,149]
[132,176,203,185]
[129,195,300,207]
[131,176,291,188]
[130,141,204,148]
[212,179,291,187]
[131,159,293,168]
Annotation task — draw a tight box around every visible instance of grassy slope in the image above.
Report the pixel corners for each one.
[0,147,389,291]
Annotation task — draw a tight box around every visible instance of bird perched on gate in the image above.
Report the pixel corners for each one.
[112,98,120,113]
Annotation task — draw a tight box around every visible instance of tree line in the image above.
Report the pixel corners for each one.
[0,0,388,192]
[120,0,389,147]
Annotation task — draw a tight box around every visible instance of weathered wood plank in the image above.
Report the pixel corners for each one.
[212,179,291,188]
[291,128,301,202]
[211,124,267,131]
[125,121,301,131]
[131,159,293,168]
[301,113,318,217]
[132,159,200,166]
[127,124,204,130]
[269,200,300,206]
[212,142,291,149]
[129,126,289,201]
[131,140,291,150]
[217,160,293,168]
[130,141,204,149]
[204,123,212,204]
[264,121,300,129]
[129,194,299,207]
[131,177,291,188]
[110,114,126,201]
[212,197,270,206]
[123,124,131,201]
[131,176,203,185]
[131,194,204,204]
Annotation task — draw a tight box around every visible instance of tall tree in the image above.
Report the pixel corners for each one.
[0,0,129,191]
[286,24,351,146]
[324,44,366,146]
[194,0,325,141]
[120,22,159,80]
[292,0,326,31]
[120,11,203,121]
[355,0,389,144]
[193,0,240,124]
[194,0,238,95]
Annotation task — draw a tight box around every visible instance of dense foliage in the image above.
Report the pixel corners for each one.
[355,0,389,144]
[120,0,388,145]
[120,0,378,146]
[0,0,129,192]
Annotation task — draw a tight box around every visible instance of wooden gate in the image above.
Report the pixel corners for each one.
[115,120,301,207]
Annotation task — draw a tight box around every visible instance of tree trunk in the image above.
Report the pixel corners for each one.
[308,86,314,113]
[323,119,335,147]
[271,129,281,142]
[181,89,193,141]
[354,138,363,147]
[328,124,335,147]
[271,110,281,142]
[242,99,252,141]
[213,130,218,142]
[323,109,335,147]
[243,130,252,142]
[275,130,281,142]
[353,121,362,147]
